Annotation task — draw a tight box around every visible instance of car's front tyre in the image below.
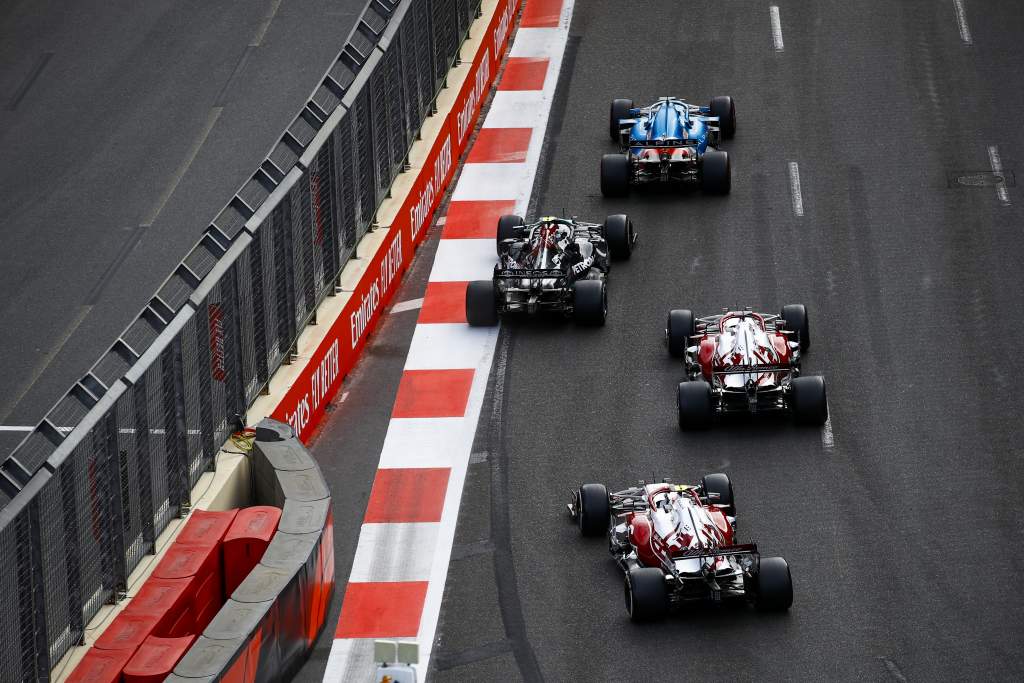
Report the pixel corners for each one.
[577,483,609,537]
[603,214,634,260]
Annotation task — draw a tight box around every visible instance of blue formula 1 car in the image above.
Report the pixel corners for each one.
[601,96,736,197]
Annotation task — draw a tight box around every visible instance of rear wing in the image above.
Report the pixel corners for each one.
[671,542,759,560]
[711,364,793,376]
[495,268,566,279]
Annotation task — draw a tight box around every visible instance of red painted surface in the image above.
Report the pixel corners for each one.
[466,128,532,163]
[418,281,470,324]
[122,635,196,683]
[175,509,237,547]
[66,647,133,683]
[442,199,517,239]
[392,369,475,418]
[152,542,220,581]
[521,0,563,27]
[335,581,429,638]
[94,611,159,652]
[130,576,195,637]
[364,468,451,523]
[223,506,281,597]
[498,58,549,91]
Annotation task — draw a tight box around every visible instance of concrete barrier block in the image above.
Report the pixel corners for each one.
[278,498,330,534]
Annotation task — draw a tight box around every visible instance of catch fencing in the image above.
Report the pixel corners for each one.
[0,0,482,679]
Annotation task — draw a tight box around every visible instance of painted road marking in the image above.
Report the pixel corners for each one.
[953,0,973,45]
[770,6,785,52]
[788,161,804,216]
[987,145,1010,205]
[391,297,424,314]
[822,401,834,450]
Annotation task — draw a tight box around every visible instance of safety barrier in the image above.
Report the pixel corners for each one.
[0,0,482,679]
[66,419,330,681]
[167,419,334,681]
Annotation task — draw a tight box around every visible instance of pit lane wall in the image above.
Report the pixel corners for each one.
[269,0,521,441]
[158,419,334,682]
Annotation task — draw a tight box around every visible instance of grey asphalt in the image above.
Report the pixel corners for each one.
[0,0,364,454]
[428,0,1024,681]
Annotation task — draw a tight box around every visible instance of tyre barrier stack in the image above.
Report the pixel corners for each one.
[67,419,333,682]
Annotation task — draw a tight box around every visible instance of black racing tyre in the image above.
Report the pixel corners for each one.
[677,380,713,431]
[667,309,695,358]
[779,304,810,352]
[573,279,607,326]
[701,472,735,516]
[603,213,633,260]
[710,95,736,139]
[601,154,630,198]
[625,567,669,622]
[465,280,498,327]
[755,557,793,611]
[701,150,731,195]
[496,214,525,256]
[790,375,828,426]
[609,98,634,143]
[577,483,609,537]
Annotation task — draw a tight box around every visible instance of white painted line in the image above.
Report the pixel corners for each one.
[988,145,1010,205]
[379,418,469,469]
[404,324,498,370]
[348,523,440,582]
[391,297,424,314]
[509,28,562,58]
[788,161,804,216]
[953,0,973,45]
[770,6,785,51]
[822,401,834,450]
[0,426,33,432]
[483,90,548,128]
[429,239,496,281]
[339,391,349,403]
[451,162,533,201]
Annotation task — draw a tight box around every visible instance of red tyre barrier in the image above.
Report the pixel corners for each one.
[223,506,281,597]
[122,635,196,683]
[65,647,133,683]
[131,576,195,637]
[94,611,160,652]
[176,509,238,547]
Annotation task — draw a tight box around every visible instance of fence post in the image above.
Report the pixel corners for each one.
[167,338,191,513]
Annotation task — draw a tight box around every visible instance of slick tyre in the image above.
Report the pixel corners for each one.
[667,309,695,358]
[701,150,731,195]
[625,568,669,622]
[790,375,828,426]
[701,472,735,516]
[603,214,634,260]
[496,214,525,256]
[601,154,630,197]
[678,380,713,430]
[780,304,810,352]
[609,98,633,142]
[755,557,793,611]
[573,280,607,326]
[577,483,609,537]
[465,280,498,327]
[710,95,737,139]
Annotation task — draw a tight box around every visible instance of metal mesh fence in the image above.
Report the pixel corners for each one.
[0,0,485,677]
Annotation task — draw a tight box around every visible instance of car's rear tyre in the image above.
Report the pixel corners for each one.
[625,567,669,622]
[609,98,633,143]
[755,557,793,611]
[496,214,524,256]
[601,154,630,197]
[573,279,607,326]
[603,214,633,261]
[577,483,609,537]
[465,280,498,327]
[701,150,731,195]
[790,375,828,426]
[779,304,809,352]
[701,472,735,516]
[710,95,736,139]
[667,309,695,358]
[677,380,713,430]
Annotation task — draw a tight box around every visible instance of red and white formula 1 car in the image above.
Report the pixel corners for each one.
[569,475,793,620]
[667,305,828,430]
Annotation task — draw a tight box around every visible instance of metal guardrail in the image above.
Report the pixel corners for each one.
[0,0,483,678]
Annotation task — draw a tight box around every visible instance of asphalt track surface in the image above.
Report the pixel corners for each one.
[425,1,1024,680]
[0,0,364,454]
